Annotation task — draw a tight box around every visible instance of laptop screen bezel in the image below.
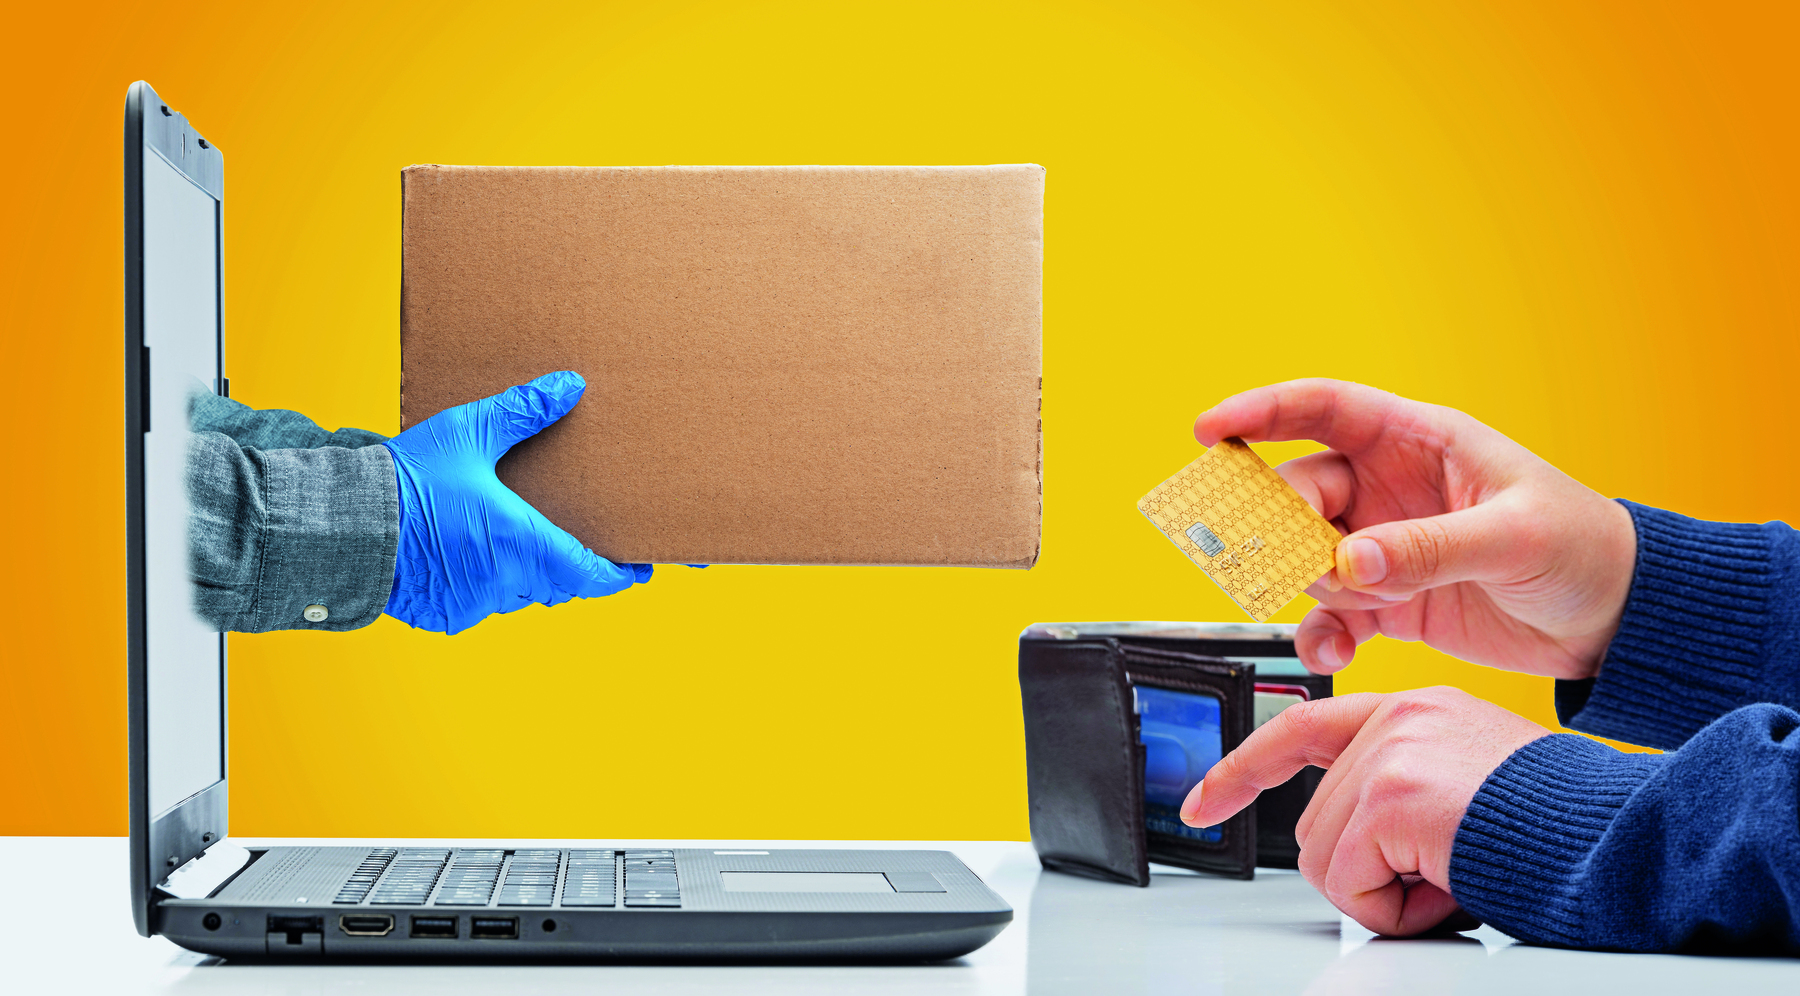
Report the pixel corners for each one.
[125,79,229,938]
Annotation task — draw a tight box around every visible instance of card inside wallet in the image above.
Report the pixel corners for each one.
[1018,622,1330,885]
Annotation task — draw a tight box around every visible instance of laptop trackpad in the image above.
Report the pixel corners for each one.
[719,872,895,893]
[884,872,948,893]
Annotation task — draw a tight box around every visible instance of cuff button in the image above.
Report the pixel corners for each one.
[303,604,330,623]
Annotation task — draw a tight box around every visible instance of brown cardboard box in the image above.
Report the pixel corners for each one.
[400,165,1042,567]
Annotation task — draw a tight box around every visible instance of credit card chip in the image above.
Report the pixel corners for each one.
[1184,522,1225,557]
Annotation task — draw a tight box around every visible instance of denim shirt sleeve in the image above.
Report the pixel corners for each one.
[186,391,399,632]
[189,390,391,451]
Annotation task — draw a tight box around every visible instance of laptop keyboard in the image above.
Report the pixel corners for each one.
[334,848,680,908]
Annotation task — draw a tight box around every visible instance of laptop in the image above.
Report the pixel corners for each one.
[123,80,1012,961]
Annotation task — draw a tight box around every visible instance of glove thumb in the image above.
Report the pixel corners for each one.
[539,518,647,599]
[472,370,588,462]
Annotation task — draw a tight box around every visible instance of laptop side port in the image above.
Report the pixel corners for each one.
[267,915,323,944]
[266,914,325,954]
[409,915,458,939]
[339,914,395,936]
[470,916,519,939]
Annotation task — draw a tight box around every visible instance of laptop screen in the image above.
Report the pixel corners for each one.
[140,140,226,819]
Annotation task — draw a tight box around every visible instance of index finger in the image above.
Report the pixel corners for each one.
[1193,379,1408,455]
[1180,692,1385,829]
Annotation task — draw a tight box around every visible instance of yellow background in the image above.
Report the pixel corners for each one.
[4,1,1797,837]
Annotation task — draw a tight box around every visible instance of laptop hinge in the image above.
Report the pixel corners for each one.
[159,840,252,899]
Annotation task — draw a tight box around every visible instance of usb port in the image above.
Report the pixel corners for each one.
[470,916,518,939]
[338,914,394,936]
[409,915,458,939]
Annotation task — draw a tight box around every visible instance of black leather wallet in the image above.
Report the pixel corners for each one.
[1018,622,1331,885]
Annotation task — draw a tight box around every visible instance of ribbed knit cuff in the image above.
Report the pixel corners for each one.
[1449,733,1664,947]
[1556,500,1773,749]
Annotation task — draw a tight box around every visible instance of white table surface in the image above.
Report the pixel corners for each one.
[4,837,1793,993]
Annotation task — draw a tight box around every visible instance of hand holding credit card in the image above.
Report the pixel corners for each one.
[1189,380,1637,677]
[1138,438,1340,622]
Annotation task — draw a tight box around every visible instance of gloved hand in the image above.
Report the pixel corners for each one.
[382,371,649,634]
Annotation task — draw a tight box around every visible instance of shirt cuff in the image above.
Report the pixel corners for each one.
[249,444,400,632]
[1556,500,1773,749]
[1448,733,1664,947]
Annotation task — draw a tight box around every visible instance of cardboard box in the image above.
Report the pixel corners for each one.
[400,165,1043,567]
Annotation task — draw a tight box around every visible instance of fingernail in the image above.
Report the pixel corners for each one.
[1180,784,1204,825]
[1340,537,1388,586]
[1316,639,1343,671]
[1324,569,1343,593]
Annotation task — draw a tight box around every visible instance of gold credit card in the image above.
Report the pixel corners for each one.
[1138,438,1341,622]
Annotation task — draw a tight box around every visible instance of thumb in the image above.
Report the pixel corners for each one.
[540,521,646,600]
[470,370,588,461]
[1335,501,1519,595]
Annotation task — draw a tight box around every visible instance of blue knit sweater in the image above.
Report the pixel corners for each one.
[1449,501,1800,953]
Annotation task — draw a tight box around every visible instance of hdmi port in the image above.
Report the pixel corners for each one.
[339,914,395,936]
[471,916,518,939]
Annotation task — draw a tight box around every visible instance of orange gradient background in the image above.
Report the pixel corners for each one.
[3,1,1797,837]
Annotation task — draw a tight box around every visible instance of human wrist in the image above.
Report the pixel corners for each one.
[380,440,435,628]
[1558,501,1779,747]
[1568,494,1639,680]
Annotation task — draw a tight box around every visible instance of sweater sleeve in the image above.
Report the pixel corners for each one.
[1449,709,1800,953]
[1554,501,1800,749]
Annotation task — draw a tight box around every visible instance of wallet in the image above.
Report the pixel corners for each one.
[1018,622,1331,884]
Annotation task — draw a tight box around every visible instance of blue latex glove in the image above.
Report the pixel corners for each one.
[382,371,650,634]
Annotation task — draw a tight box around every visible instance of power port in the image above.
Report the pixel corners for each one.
[202,913,221,931]
[410,915,458,939]
[471,916,519,939]
[339,914,395,936]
